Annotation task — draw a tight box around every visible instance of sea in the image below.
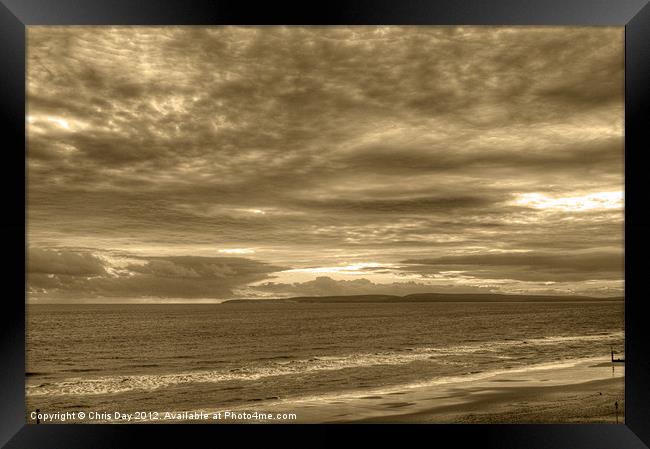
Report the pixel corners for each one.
[26,301,624,423]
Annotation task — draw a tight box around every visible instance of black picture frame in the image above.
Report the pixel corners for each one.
[2,0,649,447]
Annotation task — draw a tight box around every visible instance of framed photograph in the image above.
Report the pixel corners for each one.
[2,0,649,447]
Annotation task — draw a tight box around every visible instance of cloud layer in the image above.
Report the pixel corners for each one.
[27,249,285,299]
[27,27,624,300]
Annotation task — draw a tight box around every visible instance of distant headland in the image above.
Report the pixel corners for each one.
[221,293,624,304]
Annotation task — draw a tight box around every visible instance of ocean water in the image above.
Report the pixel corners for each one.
[26,301,624,421]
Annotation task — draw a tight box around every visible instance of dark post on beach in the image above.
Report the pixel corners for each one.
[615,401,619,424]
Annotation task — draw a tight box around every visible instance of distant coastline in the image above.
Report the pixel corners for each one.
[26,293,624,305]
[222,293,624,305]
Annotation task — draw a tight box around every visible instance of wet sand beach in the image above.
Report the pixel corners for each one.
[158,358,625,424]
[344,361,625,424]
[350,375,624,424]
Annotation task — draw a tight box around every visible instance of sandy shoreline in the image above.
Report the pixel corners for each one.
[28,358,624,424]
[347,376,624,423]
[185,358,624,424]
[337,360,626,424]
[152,359,626,424]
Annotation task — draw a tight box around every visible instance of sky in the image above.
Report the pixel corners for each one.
[26,26,624,302]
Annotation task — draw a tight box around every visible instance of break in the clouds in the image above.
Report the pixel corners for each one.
[26,26,624,301]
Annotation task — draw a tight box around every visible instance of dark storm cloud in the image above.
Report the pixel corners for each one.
[28,248,107,276]
[27,248,286,299]
[294,195,499,214]
[401,250,623,282]
[26,27,624,300]
[336,136,623,177]
[127,256,286,280]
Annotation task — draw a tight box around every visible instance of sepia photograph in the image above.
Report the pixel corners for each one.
[26,26,624,424]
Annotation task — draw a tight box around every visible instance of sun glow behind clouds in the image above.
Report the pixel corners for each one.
[50,118,69,129]
[285,262,388,275]
[236,209,266,215]
[218,248,256,254]
[513,191,623,212]
[28,115,91,132]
